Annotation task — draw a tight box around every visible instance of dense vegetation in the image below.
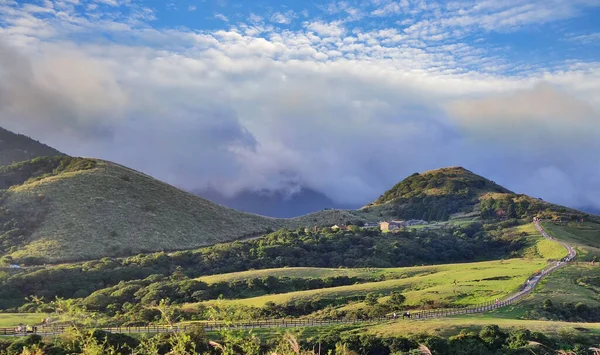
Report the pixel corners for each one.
[364,167,512,220]
[370,167,512,206]
[531,298,600,322]
[0,127,64,167]
[0,324,597,355]
[1,222,526,309]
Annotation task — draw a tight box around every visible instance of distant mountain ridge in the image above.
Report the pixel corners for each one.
[0,127,65,166]
[194,186,362,218]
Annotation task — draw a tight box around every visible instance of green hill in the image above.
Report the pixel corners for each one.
[0,127,64,166]
[0,157,364,264]
[362,166,592,223]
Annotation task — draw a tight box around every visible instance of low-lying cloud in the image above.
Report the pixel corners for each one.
[1,1,600,211]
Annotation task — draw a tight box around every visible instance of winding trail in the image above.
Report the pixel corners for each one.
[2,221,576,336]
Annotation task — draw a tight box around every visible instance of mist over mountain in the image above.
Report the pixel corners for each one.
[194,186,363,218]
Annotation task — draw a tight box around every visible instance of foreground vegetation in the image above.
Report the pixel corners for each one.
[1,322,599,355]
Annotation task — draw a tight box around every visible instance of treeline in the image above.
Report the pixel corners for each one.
[529,298,600,322]
[1,222,524,309]
[0,324,597,355]
[480,195,589,221]
[66,275,373,317]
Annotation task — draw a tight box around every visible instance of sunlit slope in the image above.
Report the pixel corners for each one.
[0,158,361,263]
[187,257,557,310]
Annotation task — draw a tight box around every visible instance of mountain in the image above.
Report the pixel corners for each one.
[0,156,366,264]
[195,186,362,218]
[0,127,65,166]
[362,166,590,222]
[0,127,592,265]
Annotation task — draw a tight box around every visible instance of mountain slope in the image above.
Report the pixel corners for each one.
[0,157,365,264]
[362,167,591,223]
[0,127,64,166]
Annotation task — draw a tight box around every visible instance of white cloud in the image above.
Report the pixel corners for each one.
[95,0,119,6]
[270,11,293,25]
[188,5,197,12]
[214,13,228,22]
[566,32,600,44]
[305,21,345,38]
[248,13,262,23]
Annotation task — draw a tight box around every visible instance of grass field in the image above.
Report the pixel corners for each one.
[489,264,600,320]
[197,266,435,284]
[0,313,45,327]
[188,257,559,311]
[542,221,600,260]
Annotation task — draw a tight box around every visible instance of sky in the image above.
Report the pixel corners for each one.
[0,0,600,211]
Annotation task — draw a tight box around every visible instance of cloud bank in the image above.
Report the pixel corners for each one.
[0,0,599,211]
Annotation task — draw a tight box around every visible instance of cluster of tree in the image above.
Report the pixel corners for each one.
[479,196,540,220]
[0,324,596,355]
[479,195,589,222]
[530,299,600,322]
[389,194,469,221]
[1,222,525,310]
[55,273,377,320]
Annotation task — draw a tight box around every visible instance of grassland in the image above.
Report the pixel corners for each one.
[489,264,600,321]
[2,159,369,263]
[0,313,44,327]
[188,257,560,311]
[542,221,600,260]
[196,266,442,285]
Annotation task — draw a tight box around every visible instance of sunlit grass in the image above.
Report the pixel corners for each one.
[189,257,555,310]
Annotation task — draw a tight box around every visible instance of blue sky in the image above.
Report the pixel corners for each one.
[0,0,600,210]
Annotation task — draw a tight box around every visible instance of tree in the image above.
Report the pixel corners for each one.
[364,293,378,307]
[542,299,554,311]
[147,298,180,325]
[507,203,517,219]
[386,292,406,309]
[479,325,507,349]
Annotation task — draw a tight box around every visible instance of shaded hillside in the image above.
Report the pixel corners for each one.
[0,157,364,264]
[0,127,64,166]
